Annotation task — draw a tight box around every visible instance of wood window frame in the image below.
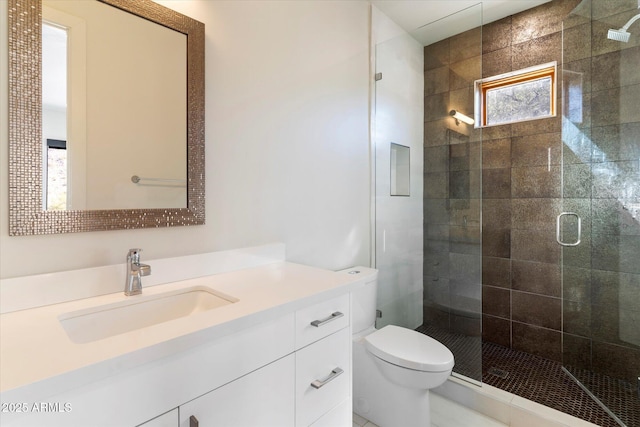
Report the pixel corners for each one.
[474,61,557,128]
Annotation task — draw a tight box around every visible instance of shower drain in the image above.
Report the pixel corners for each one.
[488,367,509,379]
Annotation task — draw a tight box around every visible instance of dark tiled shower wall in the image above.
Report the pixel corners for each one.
[423,0,640,383]
[423,21,483,345]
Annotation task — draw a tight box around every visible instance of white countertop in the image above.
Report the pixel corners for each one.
[0,262,374,402]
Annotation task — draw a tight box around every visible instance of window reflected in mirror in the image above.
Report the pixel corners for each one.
[42,21,69,211]
[45,139,68,210]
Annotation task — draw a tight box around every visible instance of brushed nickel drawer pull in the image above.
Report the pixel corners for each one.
[311,367,344,389]
[310,311,344,327]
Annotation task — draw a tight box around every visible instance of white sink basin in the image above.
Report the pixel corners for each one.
[59,286,238,344]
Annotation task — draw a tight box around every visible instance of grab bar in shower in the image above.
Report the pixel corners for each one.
[556,212,582,247]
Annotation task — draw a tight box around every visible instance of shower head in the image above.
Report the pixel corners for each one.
[608,28,631,42]
[608,13,640,42]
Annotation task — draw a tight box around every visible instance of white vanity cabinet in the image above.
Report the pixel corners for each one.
[0,261,367,427]
[0,315,295,427]
[294,294,351,427]
[179,293,352,427]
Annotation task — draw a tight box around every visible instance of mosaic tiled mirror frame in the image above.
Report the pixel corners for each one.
[8,0,205,235]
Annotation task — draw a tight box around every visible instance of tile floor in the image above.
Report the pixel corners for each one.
[352,393,508,427]
[417,324,638,427]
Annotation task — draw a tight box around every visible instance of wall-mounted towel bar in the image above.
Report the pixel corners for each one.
[131,175,186,187]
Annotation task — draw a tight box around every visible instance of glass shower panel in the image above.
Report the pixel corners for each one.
[373,24,425,331]
[419,4,483,383]
[562,1,640,425]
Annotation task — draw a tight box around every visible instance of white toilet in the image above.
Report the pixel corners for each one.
[347,267,454,427]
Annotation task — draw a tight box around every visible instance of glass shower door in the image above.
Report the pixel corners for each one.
[561,1,640,425]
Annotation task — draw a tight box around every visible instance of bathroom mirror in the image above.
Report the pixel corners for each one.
[8,0,205,235]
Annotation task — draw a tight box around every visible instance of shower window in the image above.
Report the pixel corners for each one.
[475,62,557,127]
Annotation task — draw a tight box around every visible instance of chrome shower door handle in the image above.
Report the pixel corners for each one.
[556,212,582,247]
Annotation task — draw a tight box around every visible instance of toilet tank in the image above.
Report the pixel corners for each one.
[338,267,378,335]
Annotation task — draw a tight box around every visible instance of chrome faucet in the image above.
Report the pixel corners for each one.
[125,248,151,296]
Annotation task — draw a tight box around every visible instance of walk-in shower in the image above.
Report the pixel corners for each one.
[373,0,639,426]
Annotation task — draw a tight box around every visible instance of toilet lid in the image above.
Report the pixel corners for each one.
[364,325,454,372]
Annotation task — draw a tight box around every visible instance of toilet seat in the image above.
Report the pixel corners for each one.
[364,325,454,372]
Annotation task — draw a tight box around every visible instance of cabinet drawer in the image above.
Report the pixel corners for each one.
[180,354,295,427]
[295,328,350,427]
[295,294,349,349]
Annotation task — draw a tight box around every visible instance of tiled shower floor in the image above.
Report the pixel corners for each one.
[417,324,640,427]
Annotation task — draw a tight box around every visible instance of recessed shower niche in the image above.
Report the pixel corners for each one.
[390,143,410,196]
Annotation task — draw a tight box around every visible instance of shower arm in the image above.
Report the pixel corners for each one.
[620,13,640,31]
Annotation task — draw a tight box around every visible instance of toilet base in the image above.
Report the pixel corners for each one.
[353,338,431,427]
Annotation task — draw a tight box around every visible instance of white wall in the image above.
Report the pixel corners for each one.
[371,7,424,330]
[0,0,371,278]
